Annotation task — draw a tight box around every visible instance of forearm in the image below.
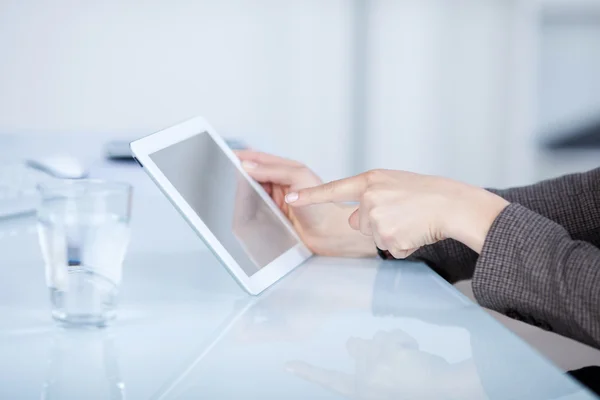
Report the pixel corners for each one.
[474,203,600,349]
[409,168,600,282]
[490,167,600,246]
[406,187,504,283]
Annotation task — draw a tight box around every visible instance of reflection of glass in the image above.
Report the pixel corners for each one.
[41,329,126,400]
[37,180,132,326]
[232,174,296,269]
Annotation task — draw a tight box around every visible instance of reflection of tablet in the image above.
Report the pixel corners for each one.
[150,268,303,400]
[130,116,312,295]
[150,298,256,400]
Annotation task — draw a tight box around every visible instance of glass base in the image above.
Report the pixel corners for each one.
[49,269,119,327]
[51,309,116,328]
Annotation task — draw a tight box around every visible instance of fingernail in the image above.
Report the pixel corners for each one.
[285,192,298,203]
[242,161,257,169]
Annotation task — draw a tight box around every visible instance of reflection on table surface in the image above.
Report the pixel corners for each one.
[0,229,595,399]
[41,329,125,400]
[154,259,595,400]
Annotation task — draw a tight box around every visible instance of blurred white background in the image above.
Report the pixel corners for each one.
[2,0,600,373]
[1,0,599,187]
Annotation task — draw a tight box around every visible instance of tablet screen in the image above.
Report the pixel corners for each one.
[149,132,298,276]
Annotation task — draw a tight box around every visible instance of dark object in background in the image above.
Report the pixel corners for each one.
[545,118,600,150]
[104,139,248,161]
[104,140,135,160]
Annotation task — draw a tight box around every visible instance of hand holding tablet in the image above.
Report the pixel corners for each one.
[130,117,312,295]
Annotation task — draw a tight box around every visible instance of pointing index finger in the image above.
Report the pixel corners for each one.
[287,174,368,206]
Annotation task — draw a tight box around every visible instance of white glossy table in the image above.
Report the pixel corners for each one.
[0,136,596,399]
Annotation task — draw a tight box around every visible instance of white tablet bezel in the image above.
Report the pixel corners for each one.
[130,116,312,295]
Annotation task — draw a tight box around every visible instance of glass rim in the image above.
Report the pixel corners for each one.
[37,179,132,198]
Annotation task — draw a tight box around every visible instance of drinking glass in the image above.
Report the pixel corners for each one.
[37,180,132,326]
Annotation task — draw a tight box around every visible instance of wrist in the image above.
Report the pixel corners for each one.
[445,184,509,253]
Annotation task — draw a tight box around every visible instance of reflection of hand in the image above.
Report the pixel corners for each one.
[232,262,378,343]
[286,330,453,400]
[233,173,259,224]
[235,150,376,257]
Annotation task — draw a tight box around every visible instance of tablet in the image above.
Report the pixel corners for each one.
[130,116,312,295]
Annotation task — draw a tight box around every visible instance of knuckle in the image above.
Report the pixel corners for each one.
[307,183,332,200]
[362,190,378,205]
[294,165,312,180]
[398,241,412,251]
[379,229,396,244]
[388,248,402,259]
[324,181,338,194]
[258,153,272,164]
[298,165,311,176]
[368,207,381,222]
[360,226,372,236]
[390,249,409,259]
[365,169,384,184]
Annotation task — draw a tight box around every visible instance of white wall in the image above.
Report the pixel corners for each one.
[0,0,353,182]
[364,0,539,188]
[1,0,557,188]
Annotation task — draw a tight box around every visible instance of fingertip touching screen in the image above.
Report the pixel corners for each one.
[149,132,298,276]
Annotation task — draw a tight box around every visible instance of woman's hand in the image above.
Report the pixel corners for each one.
[285,169,509,258]
[235,150,377,257]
